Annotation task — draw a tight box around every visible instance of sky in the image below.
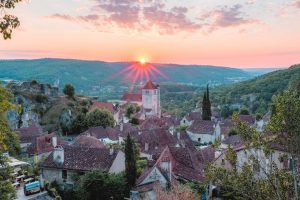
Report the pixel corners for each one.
[1,0,300,68]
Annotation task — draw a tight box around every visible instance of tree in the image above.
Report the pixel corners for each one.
[125,104,136,119]
[124,134,137,188]
[86,108,114,128]
[75,170,127,200]
[205,98,299,200]
[239,108,250,115]
[154,184,198,200]
[0,85,20,200]
[0,0,22,39]
[202,84,212,120]
[71,112,87,134]
[63,84,75,98]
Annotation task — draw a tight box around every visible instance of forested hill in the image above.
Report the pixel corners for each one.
[212,64,300,114]
[0,58,253,95]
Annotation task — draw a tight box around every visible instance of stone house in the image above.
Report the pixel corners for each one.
[186,120,221,144]
[41,145,125,185]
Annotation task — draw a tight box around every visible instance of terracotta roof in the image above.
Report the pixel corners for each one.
[83,126,119,141]
[187,120,215,134]
[223,135,244,147]
[185,112,202,122]
[238,115,256,125]
[220,119,234,136]
[142,80,159,90]
[159,146,204,182]
[41,146,118,171]
[16,123,45,144]
[89,102,114,113]
[73,135,106,148]
[197,146,215,164]
[27,133,65,156]
[121,93,142,102]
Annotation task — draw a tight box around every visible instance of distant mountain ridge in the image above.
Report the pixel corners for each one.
[0,58,265,99]
[212,63,300,113]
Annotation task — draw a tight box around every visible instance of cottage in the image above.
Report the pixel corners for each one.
[82,126,120,145]
[135,146,208,199]
[41,145,125,185]
[186,120,221,144]
[180,112,201,126]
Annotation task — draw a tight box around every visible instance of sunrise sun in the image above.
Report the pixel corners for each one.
[139,58,146,65]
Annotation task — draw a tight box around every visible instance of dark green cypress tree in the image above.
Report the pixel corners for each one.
[202,85,212,120]
[125,134,137,188]
[202,91,208,120]
[206,84,212,119]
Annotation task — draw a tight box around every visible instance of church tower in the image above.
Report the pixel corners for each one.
[142,80,161,118]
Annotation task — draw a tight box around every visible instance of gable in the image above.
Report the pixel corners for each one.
[140,167,167,185]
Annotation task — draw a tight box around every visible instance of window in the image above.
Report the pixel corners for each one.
[62,170,67,180]
[198,138,201,142]
[221,159,225,166]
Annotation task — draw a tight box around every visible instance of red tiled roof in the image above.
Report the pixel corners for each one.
[90,102,114,113]
[187,120,215,134]
[223,135,244,147]
[41,146,118,171]
[73,135,106,149]
[83,126,120,141]
[185,112,202,121]
[142,80,159,90]
[27,133,65,156]
[238,115,256,125]
[16,123,45,144]
[121,93,142,102]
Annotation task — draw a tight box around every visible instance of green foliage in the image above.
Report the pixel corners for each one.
[124,134,137,188]
[220,105,238,119]
[125,104,135,118]
[228,128,238,136]
[0,0,22,39]
[176,124,189,131]
[185,182,206,196]
[202,85,212,120]
[239,108,249,115]
[75,170,127,200]
[137,159,147,177]
[129,117,139,125]
[0,85,20,199]
[71,112,88,134]
[212,64,300,114]
[205,88,300,200]
[63,84,75,98]
[86,108,115,128]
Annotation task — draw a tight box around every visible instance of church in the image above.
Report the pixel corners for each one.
[121,80,161,118]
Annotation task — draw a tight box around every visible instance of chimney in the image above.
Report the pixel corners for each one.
[52,136,57,147]
[109,147,114,155]
[177,132,181,140]
[53,146,64,166]
[145,143,149,152]
[120,122,123,132]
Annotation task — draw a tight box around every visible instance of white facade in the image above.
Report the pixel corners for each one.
[187,123,221,144]
[142,83,161,118]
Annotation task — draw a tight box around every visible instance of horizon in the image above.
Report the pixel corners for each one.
[0,57,289,69]
[1,0,300,68]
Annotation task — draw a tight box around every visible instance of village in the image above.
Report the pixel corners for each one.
[2,78,291,200]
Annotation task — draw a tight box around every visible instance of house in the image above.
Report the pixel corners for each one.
[27,132,65,162]
[89,102,120,124]
[180,112,201,126]
[41,145,125,185]
[15,123,46,154]
[82,126,120,145]
[186,120,221,144]
[214,141,289,178]
[135,146,207,199]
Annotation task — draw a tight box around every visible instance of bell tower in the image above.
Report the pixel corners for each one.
[142,80,161,118]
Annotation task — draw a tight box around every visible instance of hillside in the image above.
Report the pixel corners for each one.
[0,58,254,100]
[212,64,300,114]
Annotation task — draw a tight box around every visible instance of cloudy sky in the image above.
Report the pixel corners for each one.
[1,0,300,68]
